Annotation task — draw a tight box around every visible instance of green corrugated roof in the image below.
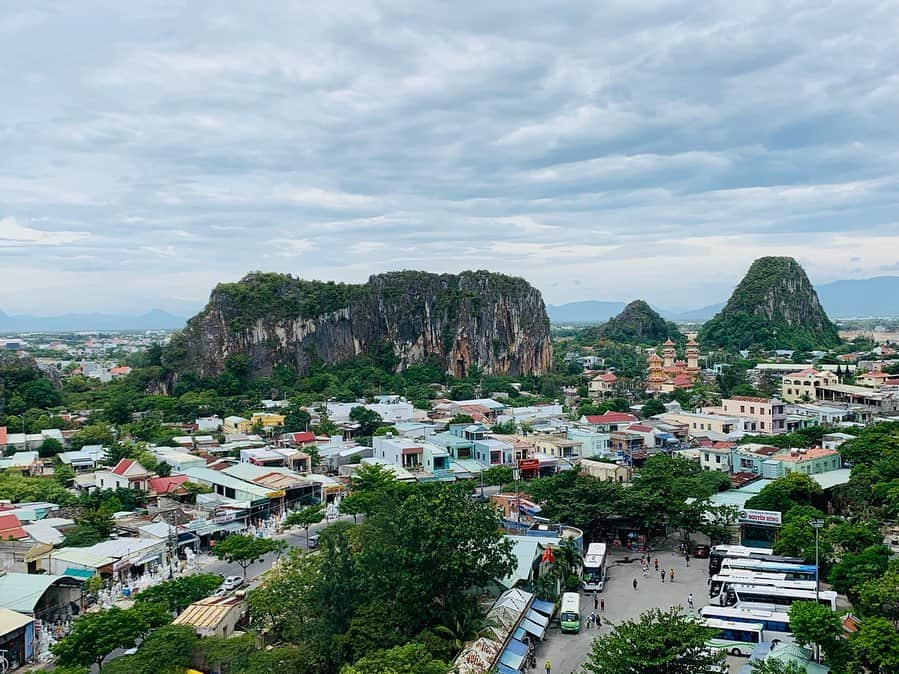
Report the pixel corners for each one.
[0,573,84,614]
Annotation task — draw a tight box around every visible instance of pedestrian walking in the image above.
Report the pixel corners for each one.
[633,578,638,591]
[685,553,690,567]
[600,597,605,612]
[669,568,675,582]
[594,592,599,610]
[688,593,694,610]
[590,611,597,628]
[654,558,659,571]
[545,659,552,674]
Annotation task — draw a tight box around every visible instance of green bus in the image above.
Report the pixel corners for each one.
[560,592,581,633]
[703,617,763,656]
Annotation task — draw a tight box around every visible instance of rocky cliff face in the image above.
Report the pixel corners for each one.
[700,257,841,350]
[164,270,552,379]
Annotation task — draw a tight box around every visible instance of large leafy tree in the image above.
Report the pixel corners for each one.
[349,406,383,437]
[101,625,198,674]
[135,573,223,613]
[339,643,449,674]
[850,616,899,674]
[212,533,285,578]
[788,601,846,667]
[744,472,824,514]
[284,503,326,544]
[856,559,899,626]
[52,604,168,671]
[249,550,321,643]
[827,544,891,600]
[583,607,724,674]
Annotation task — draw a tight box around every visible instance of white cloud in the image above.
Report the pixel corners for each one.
[0,217,89,247]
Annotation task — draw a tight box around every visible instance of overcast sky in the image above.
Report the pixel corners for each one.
[2,1,899,315]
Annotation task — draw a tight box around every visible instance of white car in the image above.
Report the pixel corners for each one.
[221,576,243,591]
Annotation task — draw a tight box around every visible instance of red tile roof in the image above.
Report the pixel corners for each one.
[0,426,6,446]
[584,412,638,424]
[791,368,820,377]
[776,447,838,462]
[729,395,772,403]
[597,373,618,382]
[627,424,654,433]
[148,475,189,494]
[284,431,315,445]
[111,458,135,476]
[0,514,27,540]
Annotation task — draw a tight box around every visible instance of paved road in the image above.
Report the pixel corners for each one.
[536,548,743,674]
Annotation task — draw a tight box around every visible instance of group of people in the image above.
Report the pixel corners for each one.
[633,553,675,586]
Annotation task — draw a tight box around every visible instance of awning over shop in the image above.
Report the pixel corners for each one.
[521,617,546,639]
[530,598,554,615]
[63,567,95,579]
[499,639,526,670]
[526,609,549,627]
[497,665,519,674]
[513,626,526,641]
[134,553,162,566]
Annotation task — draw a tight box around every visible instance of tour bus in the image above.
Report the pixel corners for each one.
[702,618,764,656]
[724,584,838,610]
[709,574,817,604]
[707,545,774,574]
[560,592,581,633]
[699,606,794,645]
[719,558,818,581]
[582,542,608,592]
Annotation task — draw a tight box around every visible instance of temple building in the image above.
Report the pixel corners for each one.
[647,337,701,393]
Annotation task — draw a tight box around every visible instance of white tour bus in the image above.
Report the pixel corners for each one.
[719,557,818,581]
[709,574,816,605]
[699,605,794,646]
[703,618,763,657]
[725,584,838,611]
[582,542,608,592]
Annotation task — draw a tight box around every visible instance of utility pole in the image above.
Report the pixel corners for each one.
[810,518,825,663]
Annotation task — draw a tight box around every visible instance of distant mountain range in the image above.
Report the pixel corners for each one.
[0,309,186,332]
[548,275,899,324]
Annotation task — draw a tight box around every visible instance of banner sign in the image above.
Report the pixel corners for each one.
[738,509,782,526]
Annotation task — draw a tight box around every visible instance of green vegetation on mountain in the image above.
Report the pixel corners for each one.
[596,300,682,345]
[700,257,841,351]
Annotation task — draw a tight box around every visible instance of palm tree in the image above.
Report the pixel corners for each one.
[556,538,583,578]
[433,605,499,651]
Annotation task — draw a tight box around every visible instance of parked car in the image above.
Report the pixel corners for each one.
[693,545,710,559]
[308,534,320,549]
[221,576,243,591]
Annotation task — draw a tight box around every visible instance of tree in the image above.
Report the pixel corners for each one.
[282,401,312,433]
[480,465,514,486]
[135,573,223,613]
[788,601,845,665]
[640,398,666,418]
[448,413,474,425]
[155,460,172,477]
[285,504,326,544]
[850,616,899,674]
[37,437,64,458]
[856,559,899,626]
[583,607,724,674]
[61,522,106,548]
[102,624,198,674]
[69,423,116,451]
[745,472,824,514]
[490,419,517,434]
[52,605,166,671]
[349,406,383,437]
[212,533,284,579]
[248,550,320,643]
[340,643,449,674]
[827,544,890,600]
[54,460,75,485]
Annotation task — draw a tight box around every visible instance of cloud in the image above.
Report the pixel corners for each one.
[1,1,898,312]
[0,217,89,247]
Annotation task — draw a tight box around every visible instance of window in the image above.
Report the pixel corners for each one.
[760,408,765,415]
[716,455,721,464]
[760,422,765,429]
[740,405,745,413]
[750,407,755,414]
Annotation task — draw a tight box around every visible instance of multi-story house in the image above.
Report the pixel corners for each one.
[719,396,787,435]
[781,369,839,403]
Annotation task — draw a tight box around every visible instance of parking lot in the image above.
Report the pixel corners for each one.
[536,547,742,673]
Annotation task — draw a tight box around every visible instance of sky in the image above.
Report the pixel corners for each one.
[2,1,899,316]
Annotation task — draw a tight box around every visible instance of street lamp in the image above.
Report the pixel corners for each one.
[810,519,825,603]
[810,519,825,663]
